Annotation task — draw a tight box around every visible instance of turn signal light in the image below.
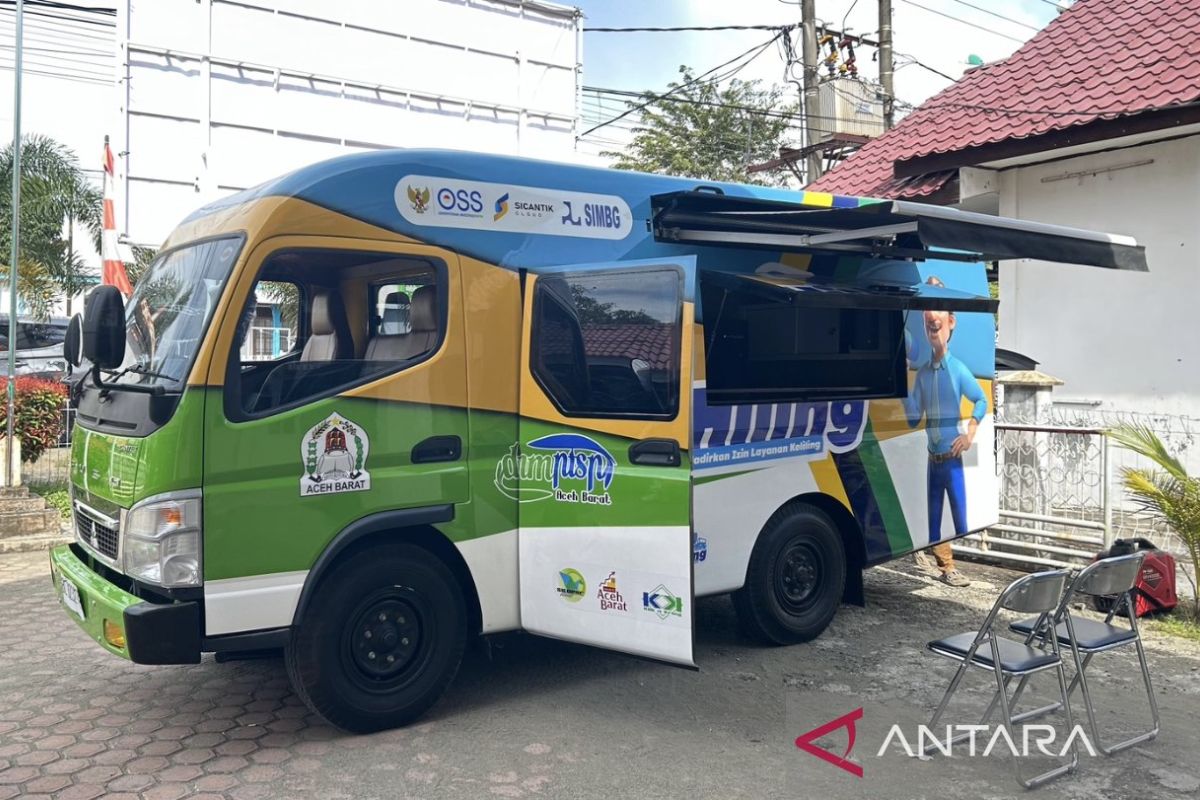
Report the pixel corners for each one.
[103,619,126,649]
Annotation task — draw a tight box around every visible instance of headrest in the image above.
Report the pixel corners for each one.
[311,290,336,336]
[411,285,437,333]
[382,290,409,307]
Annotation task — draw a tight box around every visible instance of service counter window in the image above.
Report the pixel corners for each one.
[700,272,907,405]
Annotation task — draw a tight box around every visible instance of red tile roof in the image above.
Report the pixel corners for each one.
[809,0,1200,199]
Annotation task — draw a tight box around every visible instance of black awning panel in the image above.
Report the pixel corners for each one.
[702,270,998,314]
[653,191,1147,271]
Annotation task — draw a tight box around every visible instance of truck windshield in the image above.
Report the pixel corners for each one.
[119,236,244,388]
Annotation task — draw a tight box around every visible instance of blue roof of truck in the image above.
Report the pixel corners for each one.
[186,149,877,270]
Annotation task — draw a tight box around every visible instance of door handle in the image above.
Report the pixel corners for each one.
[411,435,462,464]
[628,438,681,467]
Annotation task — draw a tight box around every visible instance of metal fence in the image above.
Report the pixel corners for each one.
[21,401,74,489]
[956,407,1197,573]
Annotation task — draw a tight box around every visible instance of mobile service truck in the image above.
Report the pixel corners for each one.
[50,150,1145,732]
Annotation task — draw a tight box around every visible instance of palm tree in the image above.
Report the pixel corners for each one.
[1109,424,1200,617]
[0,134,103,319]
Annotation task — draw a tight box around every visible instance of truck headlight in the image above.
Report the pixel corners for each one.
[122,491,202,587]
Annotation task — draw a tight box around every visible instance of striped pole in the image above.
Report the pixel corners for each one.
[101,136,133,296]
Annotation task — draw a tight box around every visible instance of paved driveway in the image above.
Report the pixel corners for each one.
[1,550,1197,800]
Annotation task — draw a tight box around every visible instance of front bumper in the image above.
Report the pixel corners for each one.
[49,545,201,664]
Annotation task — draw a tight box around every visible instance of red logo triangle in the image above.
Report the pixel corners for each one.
[794,707,864,778]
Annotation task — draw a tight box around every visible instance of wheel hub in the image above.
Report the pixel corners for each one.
[776,541,823,611]
[350,598,420,679]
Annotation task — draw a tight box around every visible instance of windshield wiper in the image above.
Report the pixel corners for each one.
[93,363,178,396]
[128,363,179,382]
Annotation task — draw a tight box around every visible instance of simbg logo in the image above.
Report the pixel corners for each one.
[493,434,616,505]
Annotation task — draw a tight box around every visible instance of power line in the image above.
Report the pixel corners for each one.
[26,1,116,14]
[898,0,1025,44]
[0,2,115,27]
[895,52,958,82]
[0,62,111,85]
[579,32,784,138]
[947,0,1040,32]
[586,23,798,33]
[0,8,116,37]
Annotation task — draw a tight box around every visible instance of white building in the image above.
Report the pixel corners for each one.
[1,0,582,320]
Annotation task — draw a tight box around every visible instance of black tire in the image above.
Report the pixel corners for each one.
[732,503,846,645]
[285,543,467,733]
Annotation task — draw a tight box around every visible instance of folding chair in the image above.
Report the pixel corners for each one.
[924,569,1077,789]
[1009,551,1160,756]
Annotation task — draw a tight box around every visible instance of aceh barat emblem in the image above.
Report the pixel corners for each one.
[300,413,371,496]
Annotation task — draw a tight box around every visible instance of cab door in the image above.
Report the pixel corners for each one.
[517,259,695,666]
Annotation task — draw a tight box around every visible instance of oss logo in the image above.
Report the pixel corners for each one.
[437,187,483,213]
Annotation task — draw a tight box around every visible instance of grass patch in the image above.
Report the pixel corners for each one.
[28,481,71,520]
[1144,608,1200,643]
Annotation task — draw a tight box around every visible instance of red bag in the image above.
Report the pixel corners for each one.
[1091,538,1178,617]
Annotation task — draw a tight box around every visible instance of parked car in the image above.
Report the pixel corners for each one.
[0,315,71,380]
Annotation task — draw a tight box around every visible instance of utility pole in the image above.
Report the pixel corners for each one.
[6,0,22,488]
[879,0,895,129]
[800,0,822,182]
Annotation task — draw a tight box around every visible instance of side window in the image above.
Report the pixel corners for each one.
[531,268,681,419]
[228,250,446,419]
[237,281,301,363]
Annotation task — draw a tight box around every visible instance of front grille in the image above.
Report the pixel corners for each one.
[75,508,119,560]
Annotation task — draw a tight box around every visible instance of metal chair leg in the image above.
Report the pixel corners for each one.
[920,658,973,756]
[994,640,1076,789]
[1065,613,1160,756]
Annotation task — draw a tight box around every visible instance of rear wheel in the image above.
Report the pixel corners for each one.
[732,503,846,645]
[285,543,467,732]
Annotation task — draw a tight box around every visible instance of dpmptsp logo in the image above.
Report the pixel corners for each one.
[493,434,616,505]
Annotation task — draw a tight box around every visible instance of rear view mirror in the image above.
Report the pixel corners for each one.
[82,286,126,370]
[63,314,83,369]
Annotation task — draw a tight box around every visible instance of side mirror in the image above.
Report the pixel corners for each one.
[82,285,126,370]
[63,313,83,369]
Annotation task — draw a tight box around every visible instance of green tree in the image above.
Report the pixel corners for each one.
[0,135,103,319]
[1109,424,1200,617]
[605,67,799,186]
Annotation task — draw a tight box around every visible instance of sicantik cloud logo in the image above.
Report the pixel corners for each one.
[493,192,510,221]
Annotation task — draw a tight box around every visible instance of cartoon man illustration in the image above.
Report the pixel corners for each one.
[904,276,987,587]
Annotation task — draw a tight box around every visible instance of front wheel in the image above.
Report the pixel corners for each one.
[285,543,467,733]
[732,503,846,645]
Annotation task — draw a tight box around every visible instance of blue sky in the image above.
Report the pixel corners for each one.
[575,0,1061,110]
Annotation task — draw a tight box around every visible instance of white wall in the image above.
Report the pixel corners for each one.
[115,0,582,246]
[995,134,1200,419]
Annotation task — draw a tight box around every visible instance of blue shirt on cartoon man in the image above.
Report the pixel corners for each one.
[904,352,987,455]
[903,278,988,543]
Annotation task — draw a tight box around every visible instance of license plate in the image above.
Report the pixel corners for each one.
[61,578,85,620]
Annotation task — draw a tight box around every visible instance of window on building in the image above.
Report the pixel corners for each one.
[237,281,302,364]
[531,268,681,419]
